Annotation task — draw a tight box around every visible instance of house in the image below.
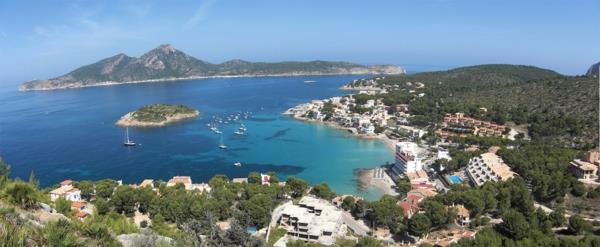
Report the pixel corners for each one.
[570,160,598,180]
[167,176,193,190]
[453,204,470,227]
[70,201,91,221]
[70,201,87,212]
[397,201,419,218]
[570,149,600,181]
[396,188,437,219]
[49,180,81,202]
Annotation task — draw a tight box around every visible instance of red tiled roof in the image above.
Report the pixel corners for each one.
[407,194,424,204]
[70,201,87,210]
[76,211,88,218]
[397,201,413,217]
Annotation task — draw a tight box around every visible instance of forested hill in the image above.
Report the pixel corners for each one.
[352,64,599,149]
[20,44,404,91]
[353,64,562,88]
[587,62,599,77]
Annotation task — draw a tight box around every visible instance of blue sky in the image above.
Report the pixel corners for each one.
[0,0,598,86]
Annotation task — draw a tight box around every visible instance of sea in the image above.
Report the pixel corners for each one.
[0,75,393,200]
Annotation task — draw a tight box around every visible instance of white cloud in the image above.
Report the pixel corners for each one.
[184,0,217,29]
[26,3,163,57]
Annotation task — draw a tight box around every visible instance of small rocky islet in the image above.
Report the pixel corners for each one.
[116,104,200,127]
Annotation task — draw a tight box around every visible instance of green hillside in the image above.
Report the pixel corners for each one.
[353,64,599,148]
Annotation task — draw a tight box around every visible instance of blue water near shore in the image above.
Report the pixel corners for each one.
[0,75,392,200]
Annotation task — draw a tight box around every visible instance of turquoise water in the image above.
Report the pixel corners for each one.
[448,175,463,184]
[0,75,392,200]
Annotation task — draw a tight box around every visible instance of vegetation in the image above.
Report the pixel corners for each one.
[497,143,582,203]
[132,104,198,123]
[351,64,598,148]
[310,183,336,200]
[266,227,287,246]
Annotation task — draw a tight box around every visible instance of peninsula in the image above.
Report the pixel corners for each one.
[19,44,405,91]
[116,104,200,127]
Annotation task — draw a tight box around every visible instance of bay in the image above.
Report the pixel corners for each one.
[0,75,392,200]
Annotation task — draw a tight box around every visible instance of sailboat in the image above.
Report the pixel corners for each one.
[210,121,222,134]
[218,134,228,149]
[234,124,246,135]
[123,127,136,146]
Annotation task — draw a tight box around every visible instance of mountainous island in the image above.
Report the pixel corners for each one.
[19,44,405,91]
[116,104,200,127]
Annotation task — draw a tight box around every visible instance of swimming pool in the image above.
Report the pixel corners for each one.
[448,175,463,184]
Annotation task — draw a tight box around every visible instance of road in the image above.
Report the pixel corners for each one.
[342,211,370,236]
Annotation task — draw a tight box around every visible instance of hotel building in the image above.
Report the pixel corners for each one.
[392,142,423,176]
[466,153,514,187]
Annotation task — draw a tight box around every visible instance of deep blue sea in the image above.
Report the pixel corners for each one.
[0,75,392,200]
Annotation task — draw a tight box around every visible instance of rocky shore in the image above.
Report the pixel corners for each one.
[21,73,396,92]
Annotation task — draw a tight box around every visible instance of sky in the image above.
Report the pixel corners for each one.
[0,0,598,87]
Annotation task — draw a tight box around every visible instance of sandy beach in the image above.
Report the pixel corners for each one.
[355,168,399,197]
[286,115,397,152]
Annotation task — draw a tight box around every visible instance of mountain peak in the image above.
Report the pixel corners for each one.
[154,44,176,54]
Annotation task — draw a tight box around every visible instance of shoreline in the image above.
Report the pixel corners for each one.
[355,168,399,198]
[284,114,396,153]
[115,111,200,127]
[20,72,398,92]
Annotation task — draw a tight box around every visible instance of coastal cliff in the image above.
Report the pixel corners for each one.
[20,44,405,91]
[116,104,200,127]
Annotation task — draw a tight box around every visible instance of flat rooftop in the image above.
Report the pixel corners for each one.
[480,152,514,180]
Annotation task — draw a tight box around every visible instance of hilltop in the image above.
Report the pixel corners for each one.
[116,104,200,127]
[587,62,599,77]
[346,64,599,148]
[19,44,405,91]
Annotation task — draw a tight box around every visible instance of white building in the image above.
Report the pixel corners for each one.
[466,153,514,187]
[49,180,81,202]
[276,196,346,245]
[392,142,423,176]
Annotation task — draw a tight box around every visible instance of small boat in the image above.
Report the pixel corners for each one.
[233,162,242,167]
[123,127,136,146]
[234,130,244,135]
[304,80,316,83]
[218,134,228,149]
